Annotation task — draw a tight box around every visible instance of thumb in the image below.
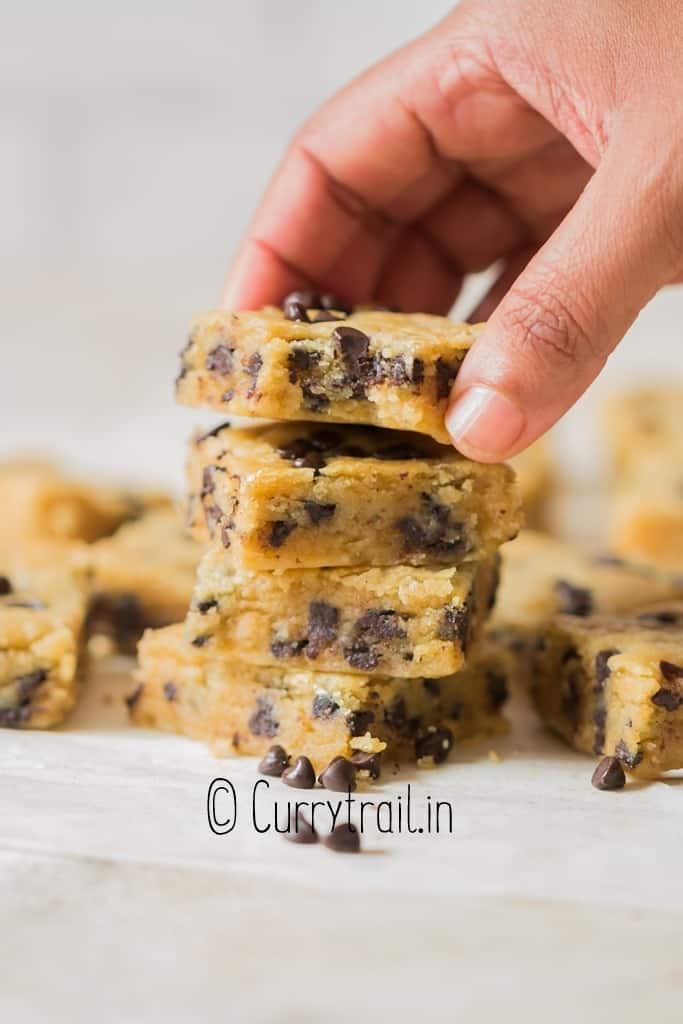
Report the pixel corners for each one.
[445,139,681,461]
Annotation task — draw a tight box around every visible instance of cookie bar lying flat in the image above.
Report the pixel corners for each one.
[494,530,683,629]
[0,460,171,543]
[132,624,507,771]
[532,603,683,777]
[89,509,203,653]
[187,421,521,570]
[186,549,499,678]
[176,306,481,443]
[0,544,91,728]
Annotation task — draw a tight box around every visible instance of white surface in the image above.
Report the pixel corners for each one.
[3,3,683,1021]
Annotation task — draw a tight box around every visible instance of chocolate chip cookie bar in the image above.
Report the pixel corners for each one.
[132,624,507,770]
[186,420,521,570]
[176,304,482,443]
[532,604,683,777]
[0,459,171,543]
[0,543,91,728]
[88,509,203,653]
[602,387,683,486]
[186,548,499,677]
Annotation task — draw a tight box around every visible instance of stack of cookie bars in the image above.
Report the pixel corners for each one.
[132,295,523,781]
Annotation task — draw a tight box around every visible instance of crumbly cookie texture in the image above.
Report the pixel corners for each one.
[602,387,683,485]
[186,420,522,570]
[510,440,553,530]
[0,543,91,728]
[186,549,499,678]
[532,603,683,777]
[494,530,683,630]
[176,305,482,443]
[88,509,203,653]
[0,459,171,543]
[132,624,507,770]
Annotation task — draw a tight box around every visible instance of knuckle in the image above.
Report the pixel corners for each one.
[498,281,598,370]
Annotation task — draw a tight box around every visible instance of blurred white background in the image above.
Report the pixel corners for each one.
[2,0,681,490]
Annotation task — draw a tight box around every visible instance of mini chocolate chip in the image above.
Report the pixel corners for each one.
[638,610,681,626]
[659,660,683,683]
[277,438,327,470]
[206,344,234,375]
[319,756,357,792]
[614,740,643,770]
[323,822,360,854]
[353,609,406,643]
[396,493,468,559]
[258,744,290,777]
[435,358,459,400]
[438,604,470,646]
[190,634,210,648]
[200,465,217,497]
[197,598,218,614]
[343,645,380,671]
[283,298,309,322]
[333,325,371,396]
[320,293,351,314]
[595,648,619,684]
[346,710,375,736]
[652,688,683,711]
[270,637,306,659]
[591,756,626,790]
[350,751,382,779]
[245,352,262,396]
[312,693,340,719]
[0,576,12,595]
[125,684,143,710]
[268,520,296,548]
[283,288,320,309]
[163,681,178,702]
[414,726,454,764]
[303,500,336,525]
[554,580,593,616]
[283,810,318,844]
[411,358,425,385]
[248,697,279,738]
[487,671,508,710]
[306,601,339,658]
[196,420,231,442]
[302,386,330,412]
[282,755,316,789]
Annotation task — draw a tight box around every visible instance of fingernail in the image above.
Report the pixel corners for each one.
[445,386,525,458]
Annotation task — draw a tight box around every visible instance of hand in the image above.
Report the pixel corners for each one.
[221,0,683,460]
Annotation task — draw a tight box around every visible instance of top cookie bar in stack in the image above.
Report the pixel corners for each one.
[176,296,481,443]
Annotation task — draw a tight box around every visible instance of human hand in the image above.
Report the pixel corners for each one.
[221,0,683,460]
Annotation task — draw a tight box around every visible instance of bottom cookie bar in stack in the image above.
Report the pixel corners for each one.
[132,624,508,773]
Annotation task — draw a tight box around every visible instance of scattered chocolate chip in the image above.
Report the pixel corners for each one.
[248,697,279,738]
[435,358,459,400]
[344,610,406,671]
[245,352,262,396]
[283,811,318,844]
[302,387,329,413]
[283,298,309,322]
[411,358,425,385]
[595,648,619,684]
[614,740,643,770]
[591,756,626,790]
[333,325,371,398]
[396,493,468,559]
[282,755,316,789]
[652,688,683,711]
[554,580,593,616]
[268,520,296,548]
[312,693,340,719]
[270,637,306,659]
[638,610,681,627]
[283,289,320,309]
[125,685,143,710]
[287,346,314,378]
[196,598,218,614]
[306,601,339,658]
[196,420,231,443]
[258,744,290,777]
[277,438,327,470]
[320,293,351,314]
[384,696,408,731]
[0,576,12,595]
[350,751,382,779]
[414,726,454,764]
[323,822,360,853]
[205,344,234,375]
[303,500,336,525]
[319,756,357,792]
[346,710,375,736]
[190,634,210,648]
[487,671,508,710]
[163,681,178,701]
[438,604,470,646]
[660,660,683,684]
